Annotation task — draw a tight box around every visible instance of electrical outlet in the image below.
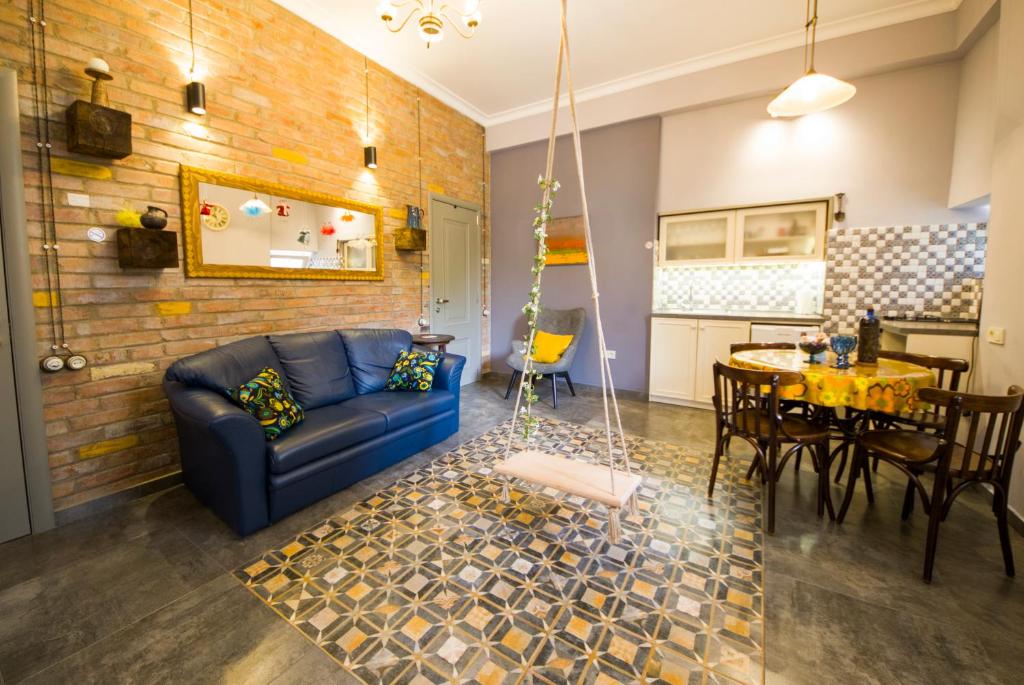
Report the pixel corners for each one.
[986,326,1006,345]
[605,350,616,359]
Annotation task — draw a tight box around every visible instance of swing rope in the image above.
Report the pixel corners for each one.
[501,0,632,495]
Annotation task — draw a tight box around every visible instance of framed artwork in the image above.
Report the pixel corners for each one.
[545,215,588,265]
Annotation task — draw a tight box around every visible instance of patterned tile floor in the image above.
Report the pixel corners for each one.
[235,418,764,684]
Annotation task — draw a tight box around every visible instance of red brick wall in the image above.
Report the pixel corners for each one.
[0,0,489,513]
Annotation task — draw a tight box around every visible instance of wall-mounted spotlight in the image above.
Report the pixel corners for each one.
[364,145,378,169]
[186,80,206,115]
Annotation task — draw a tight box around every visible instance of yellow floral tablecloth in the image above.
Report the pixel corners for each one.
[729,349,936,413]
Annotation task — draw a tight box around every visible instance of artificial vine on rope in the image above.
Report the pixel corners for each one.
[519,174,560,441]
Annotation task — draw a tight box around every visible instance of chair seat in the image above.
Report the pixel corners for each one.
[874,410,944,431]
[506,342,570,374]
[734,409,829,442]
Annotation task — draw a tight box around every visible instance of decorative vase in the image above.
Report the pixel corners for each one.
[830,335,858,370]
[139,205,168,230]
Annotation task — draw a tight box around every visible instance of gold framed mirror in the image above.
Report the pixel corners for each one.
[180,165,384,281]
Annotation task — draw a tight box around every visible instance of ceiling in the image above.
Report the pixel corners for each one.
[273,0,962,125]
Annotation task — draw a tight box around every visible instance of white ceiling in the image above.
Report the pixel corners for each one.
[273,0,961,125]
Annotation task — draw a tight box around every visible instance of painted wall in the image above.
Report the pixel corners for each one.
[975,5,1024,512]
[659,62,988,228]
[490,118,660,392]
[0,0,485,514]
[948,24,999,208]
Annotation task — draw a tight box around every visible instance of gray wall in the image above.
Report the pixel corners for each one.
[490,117,660,392]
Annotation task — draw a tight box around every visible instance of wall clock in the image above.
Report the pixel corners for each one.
[201,202,230,231]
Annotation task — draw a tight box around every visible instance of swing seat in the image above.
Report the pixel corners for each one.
[495,450,641,508]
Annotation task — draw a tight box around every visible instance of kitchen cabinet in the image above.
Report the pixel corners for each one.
[657,210,735,265]
[649,317,699,402]
[658,199,829,266]
[649,316,750,407]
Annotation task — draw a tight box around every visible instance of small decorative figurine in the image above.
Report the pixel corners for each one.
[320,222,336,236]
[276,201,291,217]
[341,210,355,222]
[297,230,311,245]
[199,200,212,216]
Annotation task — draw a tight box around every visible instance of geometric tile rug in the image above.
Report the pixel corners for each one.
[235,418,764,684]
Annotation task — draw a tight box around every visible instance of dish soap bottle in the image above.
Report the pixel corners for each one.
[858,307,880,365]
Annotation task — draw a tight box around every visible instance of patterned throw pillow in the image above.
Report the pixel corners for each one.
[226,367,304,440]
[384,349,441,391]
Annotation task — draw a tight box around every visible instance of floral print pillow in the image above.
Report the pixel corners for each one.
[226,367,304,440]
[385,349,441,392]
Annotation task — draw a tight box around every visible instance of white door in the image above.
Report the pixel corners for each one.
[430,199,482,385]
[695,319,751,404]
[649,317,699,402]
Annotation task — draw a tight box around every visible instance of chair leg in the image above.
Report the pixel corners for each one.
[551,373,558,408]
[923,485,945,584]
[504,370,520,400]
[794,448,802,472]
[836,444,865,523]
[562,372,577,396]
[833,443,850,484]
[872,455,880,472]
[745,455,761,482]
[816,442,835,520]
[861,457,875,504]
[900,478,916,521]
[996,488,1016,577]
[766,447,778,534]
[708,435,725,499]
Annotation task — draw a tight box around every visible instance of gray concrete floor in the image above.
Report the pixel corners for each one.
[1,373,1021,684]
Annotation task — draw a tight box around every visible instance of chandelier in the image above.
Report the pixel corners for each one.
[376,0,482,45]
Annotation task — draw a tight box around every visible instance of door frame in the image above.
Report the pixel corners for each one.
[428,192,483,381]
[0,68,55,534]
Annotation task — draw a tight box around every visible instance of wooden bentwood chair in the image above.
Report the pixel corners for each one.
[837,385,1024,583]
[708,362,833,534]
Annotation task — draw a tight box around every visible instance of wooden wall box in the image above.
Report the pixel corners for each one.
[65,100,132,159]
[394,227,427,251]
[116,229,177,269]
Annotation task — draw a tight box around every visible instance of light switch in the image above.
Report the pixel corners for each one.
[605,350,617,359]
[67,193,90,207]
[986,326,1006,345]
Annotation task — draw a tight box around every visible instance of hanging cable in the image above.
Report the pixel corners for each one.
[188,0,197,79]
[417,94,425,326]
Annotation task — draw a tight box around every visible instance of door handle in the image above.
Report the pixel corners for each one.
[435,298,450,304]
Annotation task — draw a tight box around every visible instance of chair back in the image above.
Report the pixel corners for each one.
[880,350,969,422]
[712,361,803,441]
[919,385,1024,481]
[536,307,587,364]
[731,342,796,354]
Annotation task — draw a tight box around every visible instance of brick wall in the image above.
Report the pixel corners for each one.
[0,0,489,514]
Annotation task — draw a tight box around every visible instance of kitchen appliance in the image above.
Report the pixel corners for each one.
[751,323,820,345]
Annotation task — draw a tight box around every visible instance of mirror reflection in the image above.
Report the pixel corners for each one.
[180,166,384,281]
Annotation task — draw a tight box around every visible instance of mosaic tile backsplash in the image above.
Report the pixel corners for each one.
[654,262,826,313]
[822,223,986,332]
[654,223,986,333]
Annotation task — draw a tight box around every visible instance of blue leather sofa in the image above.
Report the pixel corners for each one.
[163,329,465,535]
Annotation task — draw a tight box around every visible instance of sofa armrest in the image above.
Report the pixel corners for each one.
[434,353,466,393]
[164,380,270,535]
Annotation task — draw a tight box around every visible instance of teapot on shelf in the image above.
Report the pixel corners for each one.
[139,205,168,230]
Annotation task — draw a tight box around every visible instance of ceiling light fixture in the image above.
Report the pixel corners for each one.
[767,0,855,118]
[185,0,206,115]
[363,56,377,168]
[377,0,482,47]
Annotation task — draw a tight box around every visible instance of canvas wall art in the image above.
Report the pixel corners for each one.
[545,215,589,265]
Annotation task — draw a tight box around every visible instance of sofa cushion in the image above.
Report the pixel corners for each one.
[267,403,388,474]
[268,331,356,410]
[227,367,304,440]
[339,329,413,394]
[166,336,285,393]
[384,349,442,391]
[341,389,456,431]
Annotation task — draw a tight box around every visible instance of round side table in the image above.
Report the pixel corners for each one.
[413,333,455,354]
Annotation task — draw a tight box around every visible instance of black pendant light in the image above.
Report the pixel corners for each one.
[185,0,206,115]
[363,56,377,168]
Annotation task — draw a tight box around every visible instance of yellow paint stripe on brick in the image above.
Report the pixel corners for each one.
[387,208,407,220]
[50,157,112,180]
[420,271,430,281]
[32,291,58,307]
[272,147,308,165]
[156,301,192,316]
[79,434,139,460]
[427,183,444,195]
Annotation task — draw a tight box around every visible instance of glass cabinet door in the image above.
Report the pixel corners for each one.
[658,210,735,264]
[735,201,828,262]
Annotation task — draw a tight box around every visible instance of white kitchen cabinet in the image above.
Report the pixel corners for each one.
[695,320,752,404]
[657,211,735,265]
[658,199,829,266]
[649,317,699,402]
[735,202,828,262]
[649,316,750,408]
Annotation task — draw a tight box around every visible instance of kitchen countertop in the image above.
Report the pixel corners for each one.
[881,320,979,337]
[652,310,826,325]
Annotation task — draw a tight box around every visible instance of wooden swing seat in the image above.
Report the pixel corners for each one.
[495,450,641,508]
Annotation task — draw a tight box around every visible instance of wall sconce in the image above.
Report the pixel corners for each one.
[185,81,206,115]
[364,145,377,169]
[834,192,846,222]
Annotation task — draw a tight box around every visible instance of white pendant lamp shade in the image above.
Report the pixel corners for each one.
[767,70,856,118]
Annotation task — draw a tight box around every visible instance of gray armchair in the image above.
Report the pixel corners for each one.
[504,307,586,408]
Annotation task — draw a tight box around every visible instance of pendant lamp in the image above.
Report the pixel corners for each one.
[768,0,855,118]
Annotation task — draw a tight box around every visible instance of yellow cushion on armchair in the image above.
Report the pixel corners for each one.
[531,330,574,363]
